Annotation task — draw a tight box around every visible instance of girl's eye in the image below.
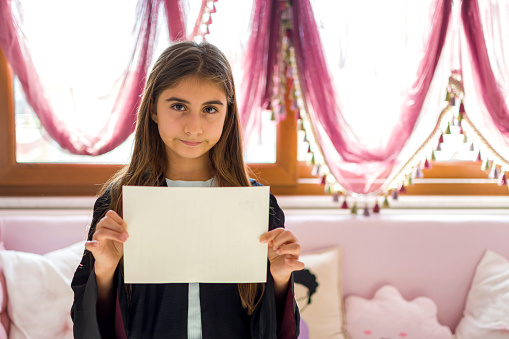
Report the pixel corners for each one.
[203,106,218,114]
[171,104,186,111]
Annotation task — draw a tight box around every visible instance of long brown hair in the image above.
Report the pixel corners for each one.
[101,41,263,315]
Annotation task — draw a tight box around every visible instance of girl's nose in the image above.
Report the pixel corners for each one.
[184,112,203,135]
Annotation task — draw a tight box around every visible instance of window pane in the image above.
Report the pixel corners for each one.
[12,0,276,165]
[243,110,277,163]
[15,77,134,164]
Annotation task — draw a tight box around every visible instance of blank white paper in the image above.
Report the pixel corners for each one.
[123,186,270,283]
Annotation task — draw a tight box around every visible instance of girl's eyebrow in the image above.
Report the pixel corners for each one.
[164,97,224,106]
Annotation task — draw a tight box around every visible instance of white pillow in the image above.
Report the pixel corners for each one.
[0,241,85,339]
[455,250,509,338]
[294,247,345,339]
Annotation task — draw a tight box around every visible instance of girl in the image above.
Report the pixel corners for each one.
[71,41,304,339]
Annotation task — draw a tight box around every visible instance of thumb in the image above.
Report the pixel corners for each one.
[85,240,100,254]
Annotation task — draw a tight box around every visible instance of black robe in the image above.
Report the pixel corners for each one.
[71,179,300,338]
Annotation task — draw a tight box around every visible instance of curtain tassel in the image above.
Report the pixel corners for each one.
[363,204,370,217]
[324,183,332,194]
[414,166,424,178]
[444,122,451,135]
[488,164,499,179]
[350,201,358,214]
[383,195,390,208]
[341,198,349,209]
[408,175,414,186]
[422,159,431,170]
[310,154,316,165]
[373,201,381,213]
[482,159,490,172]
[312,164,321,176]
[459,102,466,114]
[320,174,327,185]
[498,172,507,186]
[391,190,399,200]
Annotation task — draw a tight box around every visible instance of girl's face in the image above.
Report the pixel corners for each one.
[151,76,227,169]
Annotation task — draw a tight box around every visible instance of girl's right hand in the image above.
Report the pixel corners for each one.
[85,210,129,274]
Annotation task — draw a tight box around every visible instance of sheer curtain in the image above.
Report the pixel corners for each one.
[460,0,509,163]
[292,0,452,194]
[0,0,185,156]
[1,0,275,158]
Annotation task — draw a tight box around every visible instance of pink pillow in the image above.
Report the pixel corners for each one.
[0,241,9,339]
[345,285,453,339]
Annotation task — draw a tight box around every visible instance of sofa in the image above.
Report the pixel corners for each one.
[0,210,508,338]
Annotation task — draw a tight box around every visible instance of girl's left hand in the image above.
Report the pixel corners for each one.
[260,228,305,284]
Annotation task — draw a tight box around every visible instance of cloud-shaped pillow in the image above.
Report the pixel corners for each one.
[345,285,453,339]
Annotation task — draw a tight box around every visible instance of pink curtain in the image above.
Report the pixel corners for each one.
[238,0,281,142]
[460,0,509,161]
[0,0,185,156]
[291,0,451,194]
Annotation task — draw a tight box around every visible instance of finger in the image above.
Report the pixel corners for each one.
[104,210,126,228]
[285,258,305,271]
[275,242,301,256]
[97,215,127,234]
[259,228,285,244]
[93,227,128,243]
[85,240,100,252]
[95,219,129,240]
[271,231,298,251]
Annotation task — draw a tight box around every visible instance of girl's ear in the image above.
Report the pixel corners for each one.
[150,105,158,124]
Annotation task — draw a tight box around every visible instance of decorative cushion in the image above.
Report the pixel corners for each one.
[0,241,85,339]
[345,285,453,339]
[294,247,345,339]
[455,250,509,338]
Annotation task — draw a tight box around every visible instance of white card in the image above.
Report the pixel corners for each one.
[123,186,270,283]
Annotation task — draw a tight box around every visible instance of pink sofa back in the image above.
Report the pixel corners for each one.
[0,212,508,331]
[0,214,91,254]
[285,213,509,330]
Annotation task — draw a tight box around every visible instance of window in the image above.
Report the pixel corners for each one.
[1,0,507,198]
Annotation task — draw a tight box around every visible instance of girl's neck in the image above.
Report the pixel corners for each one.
[166,158,214,181]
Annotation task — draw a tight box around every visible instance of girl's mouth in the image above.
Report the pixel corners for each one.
[180,140,203,146]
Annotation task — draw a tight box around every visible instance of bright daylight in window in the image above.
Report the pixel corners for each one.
[14,0,276,164]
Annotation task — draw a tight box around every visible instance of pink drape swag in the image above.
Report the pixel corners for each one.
[0,0,185,156]
[290,0,451,194]
[461,0,509,143]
